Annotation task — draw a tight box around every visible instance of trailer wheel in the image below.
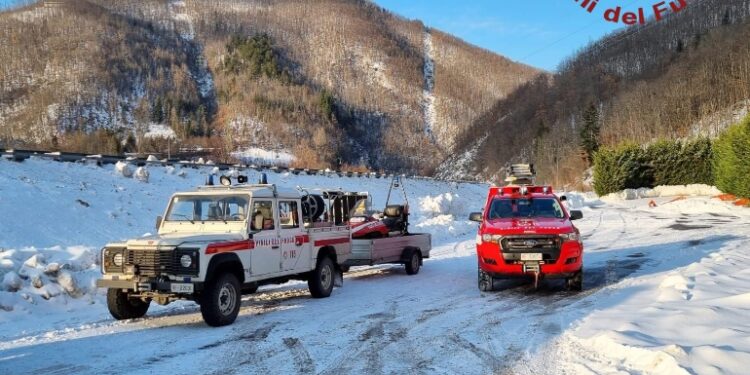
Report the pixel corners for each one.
[478,268,495,292]
[404,249,421,275]
[308,257,335,298]
[566,269,583,292]
[107,289,150,320]
[200,273,241,327]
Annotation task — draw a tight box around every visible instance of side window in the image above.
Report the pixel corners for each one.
[278,201,300,229]
[250,201,275,231]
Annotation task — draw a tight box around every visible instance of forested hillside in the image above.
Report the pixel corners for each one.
[0,0,538,173]
[443,0,750,185]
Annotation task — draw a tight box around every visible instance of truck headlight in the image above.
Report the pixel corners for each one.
[560,232,580,242]
[180,254,192,268]
[113,253,124,267]
[481,234,503,244]
[102,248,126,273]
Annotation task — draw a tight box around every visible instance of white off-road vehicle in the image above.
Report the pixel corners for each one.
[97,176,351,326]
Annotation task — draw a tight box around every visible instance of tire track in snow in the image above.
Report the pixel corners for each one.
[283,337,316,374]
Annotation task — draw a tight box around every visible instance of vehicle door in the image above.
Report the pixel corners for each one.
[249,199,281,276]
[278,199,307,272]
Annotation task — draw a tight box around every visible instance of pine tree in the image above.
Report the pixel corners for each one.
[580,104,600,165]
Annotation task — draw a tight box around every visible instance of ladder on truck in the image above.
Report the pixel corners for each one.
[504,164,536,186]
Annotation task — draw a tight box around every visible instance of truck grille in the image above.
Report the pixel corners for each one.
[501,235,562,263]
[125,249,178,277]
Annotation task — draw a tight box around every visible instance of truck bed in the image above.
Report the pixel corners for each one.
[347,233,431,267]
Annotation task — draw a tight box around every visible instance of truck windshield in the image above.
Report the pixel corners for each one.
[488,198,564,219]
[166,195,249,222]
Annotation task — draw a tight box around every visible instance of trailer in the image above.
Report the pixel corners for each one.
[346,233,432,274]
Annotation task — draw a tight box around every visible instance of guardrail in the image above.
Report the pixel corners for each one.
[0,148,485,185]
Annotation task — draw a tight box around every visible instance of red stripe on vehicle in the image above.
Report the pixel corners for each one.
[295,235,310,246]
[205,240,255,255]
[314,237,350,247]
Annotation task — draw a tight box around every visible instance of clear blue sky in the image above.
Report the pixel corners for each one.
[0,0,655,71]
[374,0,653,71]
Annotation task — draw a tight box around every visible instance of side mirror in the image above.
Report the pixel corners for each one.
[560,195,568,202]
[469,212,483,222]
[569,210,583,221]
[156,215,163,229]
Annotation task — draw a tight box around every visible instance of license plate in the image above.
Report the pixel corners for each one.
[170,283,194,293]
[521,253,543,261]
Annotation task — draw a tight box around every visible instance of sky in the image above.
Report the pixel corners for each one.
[0,0,655,71]
[373,0,654,71]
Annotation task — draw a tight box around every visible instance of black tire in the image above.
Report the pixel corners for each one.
[106,289,150,320]
[200,273,241,327]
[308,257,335,298]
[478,268,495,292]
[405,249,421,275]
[566,269,583,291]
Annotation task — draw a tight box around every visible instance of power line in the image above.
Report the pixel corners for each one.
[519,0,642,66]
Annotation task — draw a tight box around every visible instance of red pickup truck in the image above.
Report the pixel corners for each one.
[469,183,584,291]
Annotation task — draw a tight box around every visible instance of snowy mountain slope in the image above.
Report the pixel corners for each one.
[0,0,540,173]
[1,158,749,374]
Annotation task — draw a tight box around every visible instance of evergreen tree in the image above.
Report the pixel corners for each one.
[579,104,600,165]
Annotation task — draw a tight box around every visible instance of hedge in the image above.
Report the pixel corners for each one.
[593,138,714,196]
[714,115,750,198]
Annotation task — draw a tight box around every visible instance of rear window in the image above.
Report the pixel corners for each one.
[488,198,564,219]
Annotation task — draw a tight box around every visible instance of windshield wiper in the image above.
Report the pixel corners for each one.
[171,214,195,224]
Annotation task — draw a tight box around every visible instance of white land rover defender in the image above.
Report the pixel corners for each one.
[97,176,351,326]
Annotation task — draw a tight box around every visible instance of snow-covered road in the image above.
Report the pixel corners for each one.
[1,159,747,375]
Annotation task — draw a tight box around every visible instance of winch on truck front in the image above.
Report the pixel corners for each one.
[469,164,585,291]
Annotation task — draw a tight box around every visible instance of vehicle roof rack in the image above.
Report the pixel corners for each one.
[505,163,536,186]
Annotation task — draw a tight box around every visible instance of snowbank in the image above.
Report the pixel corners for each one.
[417,192,470,218]
[231,147,295,167]
[0,246,100,314]
[604,184,722,201]
[554,236,750,375]
[560,191,603,210]
[143,123,176,140]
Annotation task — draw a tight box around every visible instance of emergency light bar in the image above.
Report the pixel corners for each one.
[496,185,554,196]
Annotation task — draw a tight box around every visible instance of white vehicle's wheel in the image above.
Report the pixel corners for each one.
[107,289,150,320]
[308,257,335,298]
[200,273,241,327]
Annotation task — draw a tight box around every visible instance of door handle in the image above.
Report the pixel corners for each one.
[272,246,280,249]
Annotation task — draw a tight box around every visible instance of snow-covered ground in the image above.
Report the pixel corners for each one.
[1,158,749,375]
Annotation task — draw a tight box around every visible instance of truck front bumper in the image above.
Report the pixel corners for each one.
[96,278,203,293]
[477,241,583,278]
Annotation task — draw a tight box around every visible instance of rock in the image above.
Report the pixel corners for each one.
[44,262,61,276]
[57,271,79,296]
[2,271,22,291]
[31,275,44,289]
[146,155,159,162]
[115,161,133,178]
[23,254,45,268]
[76,199,90,207]
[40,284,63,300]
[134,167,150,183]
